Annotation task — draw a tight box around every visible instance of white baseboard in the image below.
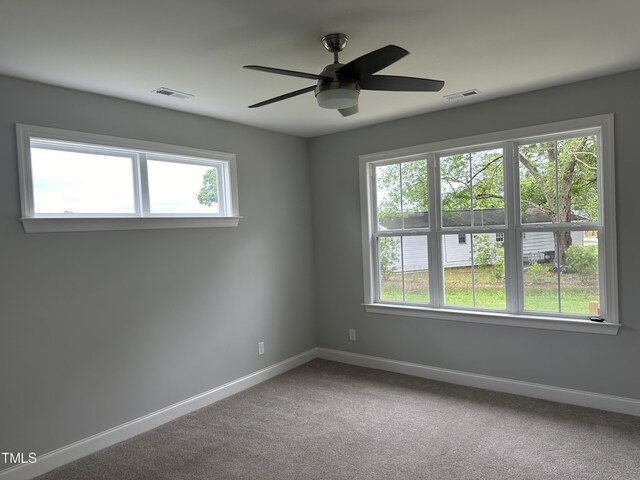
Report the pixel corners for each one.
[317,348,640,417]
[0,348,318,480]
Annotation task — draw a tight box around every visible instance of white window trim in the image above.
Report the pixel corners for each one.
[16,124,240,232]
[359,114,619,335]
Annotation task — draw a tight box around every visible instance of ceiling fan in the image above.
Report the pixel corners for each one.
[244,33,445,117]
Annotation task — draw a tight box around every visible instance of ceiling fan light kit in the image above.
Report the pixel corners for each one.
[316,86,359,109]
[244,33,444,117]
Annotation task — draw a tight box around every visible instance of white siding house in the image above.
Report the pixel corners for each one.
[395,231,585,272]
[441,231,584,268]
[384,209,586,272]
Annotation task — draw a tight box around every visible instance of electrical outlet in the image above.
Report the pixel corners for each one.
[349,329,356,341]
[258,341,264,355]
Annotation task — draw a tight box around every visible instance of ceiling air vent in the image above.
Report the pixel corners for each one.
[444,89,480,101]
[152,87,193,100]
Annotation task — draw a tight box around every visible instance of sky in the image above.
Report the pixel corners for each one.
[31,148,219,215]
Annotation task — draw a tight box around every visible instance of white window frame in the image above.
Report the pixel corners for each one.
[359,114,619,335]
[16,124,240,232]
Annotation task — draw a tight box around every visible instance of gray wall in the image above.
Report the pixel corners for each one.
[0,75,316,464]
[309,69,640,400]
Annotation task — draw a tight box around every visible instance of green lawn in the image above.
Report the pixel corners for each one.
[380,265,599,314]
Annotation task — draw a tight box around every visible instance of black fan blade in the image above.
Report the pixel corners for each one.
[336,45,408,81]
[339,104,359,117]
[248,85,316,108]
[244,65,329,81]
[359,75,444,92]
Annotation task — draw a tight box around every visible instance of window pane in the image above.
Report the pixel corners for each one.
[471,150,505,224]
[148,161,221,214]
[378,236,402,301]
[522,230,598,314]
[443,234,505,309]
[561,231,600,315]
[441,149,504,227]
[559,136,599,223]
[443,234,474,307]
[376,164,401,231]
[402,236,429,303]
[518,135,598,224]
[519,141,557,224]
[376,160,428,231]
[472,233,506,309]
[400,160,428,228]
[31,147,135,214]
[441,153,471,227]
[523,232,559,312]
[378,235,429,303]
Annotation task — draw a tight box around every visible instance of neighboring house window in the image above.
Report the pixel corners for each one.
[360,115,618,334]
[16,124,239,232]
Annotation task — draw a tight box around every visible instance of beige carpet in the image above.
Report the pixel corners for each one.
[36,359,640,479]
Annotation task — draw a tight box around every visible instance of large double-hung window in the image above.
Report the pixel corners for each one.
[360,115,618,334]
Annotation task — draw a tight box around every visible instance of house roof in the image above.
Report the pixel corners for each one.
[381,207,581,229]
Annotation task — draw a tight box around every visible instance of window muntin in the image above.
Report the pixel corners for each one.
[17,124,239,231]
[361,115,616,329]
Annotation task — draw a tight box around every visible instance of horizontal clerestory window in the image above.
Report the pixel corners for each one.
[16,124,240,232]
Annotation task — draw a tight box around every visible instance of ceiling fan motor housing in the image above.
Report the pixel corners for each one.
[315,63,360,109]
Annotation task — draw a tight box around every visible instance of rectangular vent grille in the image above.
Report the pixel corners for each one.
[152,87,193,100]
[444,89,480,101]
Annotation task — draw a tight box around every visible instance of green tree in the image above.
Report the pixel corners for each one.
[565,244,598,275]
[440,150,504,218]
[196,169,218,206]
[376,151,504,224]
[376,161,428,222]
[379,237,400,279]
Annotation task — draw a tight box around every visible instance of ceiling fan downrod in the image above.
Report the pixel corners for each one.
[321,33,349,64]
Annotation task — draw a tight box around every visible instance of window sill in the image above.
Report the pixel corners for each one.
[363,303,620,335]
[21,216,241,233]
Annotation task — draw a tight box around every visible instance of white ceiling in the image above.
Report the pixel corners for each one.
[1,0,639,137]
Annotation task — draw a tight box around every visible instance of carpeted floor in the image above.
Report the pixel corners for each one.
[36,359,640,479]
